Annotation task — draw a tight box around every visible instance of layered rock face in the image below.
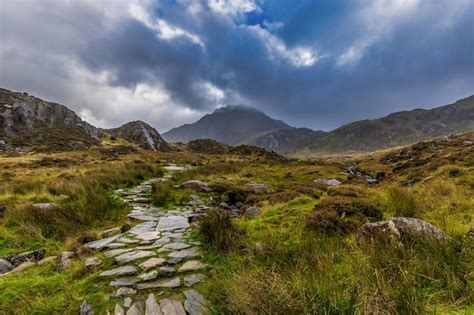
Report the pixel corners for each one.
[106,121,172,152]
[0,88,99,150]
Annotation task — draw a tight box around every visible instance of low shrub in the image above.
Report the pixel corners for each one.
[198,209,246,252]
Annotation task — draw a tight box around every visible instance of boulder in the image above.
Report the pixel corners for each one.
[245,183,270,193]
[361,217,449,242]
[5,249,45,266]
[84,257,102,267]
[182,180,211,193]
[245,207,260,218]
[0,259,14,274]
[314,179,342,186]
[79,300,93,315]
[59,251,74,270]
[32,203,61,212]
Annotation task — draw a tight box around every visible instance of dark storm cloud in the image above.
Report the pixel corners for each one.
[0,0,472,131]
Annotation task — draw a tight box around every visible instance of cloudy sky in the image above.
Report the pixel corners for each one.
[0,0,473,131]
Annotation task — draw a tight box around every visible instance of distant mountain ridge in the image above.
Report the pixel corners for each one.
[162,105,292,145]
[250,95,474,154]
[0,87,171,152]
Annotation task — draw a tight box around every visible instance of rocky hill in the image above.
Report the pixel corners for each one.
[163,105,291,145]
[0,88,171,152]
[0,88,100,151]
[302,95,474,153]
[105,121,172,152]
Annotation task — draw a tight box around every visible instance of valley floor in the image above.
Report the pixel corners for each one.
[0,133,473,314]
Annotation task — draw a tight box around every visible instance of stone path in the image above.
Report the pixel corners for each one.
[83,164,209,315]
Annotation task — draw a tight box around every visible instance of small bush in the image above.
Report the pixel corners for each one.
[386,186,420,217]
[198,209,246,252]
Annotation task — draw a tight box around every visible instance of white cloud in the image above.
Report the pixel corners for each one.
[248,26,319,67]
[200,81,226,103]
[208,0,260,17]
[129,3,204,47]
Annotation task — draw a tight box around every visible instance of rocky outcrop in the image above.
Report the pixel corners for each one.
[181,180,211,192]
[361,217,449,242]
[106,121,171,152]
[0,88,100,150]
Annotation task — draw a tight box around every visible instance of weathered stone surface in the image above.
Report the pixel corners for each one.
[99,266,137,277]
[128,214,160,221]
[129,221,157,235]
[245,183,270,193]
[5,249,45,266]
[361,217,449,242]
[85,257,102,267]
[84,235,122,250]
[138,270,159,281]
[79,300,93,315]
[115,250,155,264]
[104,248,134,258]
[98,227,121,238]
[181,180,211,193]
[183,289,208,315]
[59,251,74,270]
[139,257,167,270]
[117,237,139,244]
[158,266,175,276]
[8,261,35,274]
[163,242,190,251]
[159,299,186,315]
[114,303,125,315]
[124,297,133,308]
[184,273,205,287]
[105,243,127,249]
[114,287,137,297]
[37,256,57,265]
[157,216,189,231]
[314,179,342,186]
[136,232,161,242]
[178,260,206,273]
[136,277,181,290]
[110,278,139,287]
[126,301,144,315]
[245,207,260,218]
[167,247,200,264]
[146,293,163,315]
[0,259,14,274]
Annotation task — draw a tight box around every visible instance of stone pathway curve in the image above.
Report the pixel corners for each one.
[83,164,209,315]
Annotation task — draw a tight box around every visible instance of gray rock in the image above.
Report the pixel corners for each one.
[117,237,139,244]
[136,232,161,242]
[167,247,200,264]
[137,277,181,290]
[159,299,186,315]
[114,287,137,297]
[182,180,211,193]
[157,216,189,232]
[146,293,163,315]
[5,249,45,266]
[361,217,449,242]
[245,183,270,193]
[79,300,94,315]
[314,179,342,186]
[138,257,167,270]
[0,259,14,274]
[32,203,61,211]
[129,221,157,236]
[184,273,205,287]
[105,243,127,249]
[115,304,125,315]
[103,249,134,258]
[99,266,137,277]
[6,261,35,274]
[126,301,144,315]
[110,278,139,287]
[124,297,133,308]
[59,251,74,270]
[84,257,102,267]
[163,242,190,251]
[128,214,160,221]
[115,250,155,264]
[158,266,175,276]
[84,234,122,250]
[245,207,260,218]
[178,260,206,273]
[183,289,208,315]
[138,270,159,281]
[98,227,121,238]
[37,256,57,266]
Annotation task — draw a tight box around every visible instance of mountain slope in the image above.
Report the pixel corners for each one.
[0,88,100,150]
[300,95,474,154]
[251,128,326,154]
[163,105,292,145]
[106,121,172,151]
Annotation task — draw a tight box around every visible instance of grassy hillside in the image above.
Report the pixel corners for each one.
[0,133,472,313]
